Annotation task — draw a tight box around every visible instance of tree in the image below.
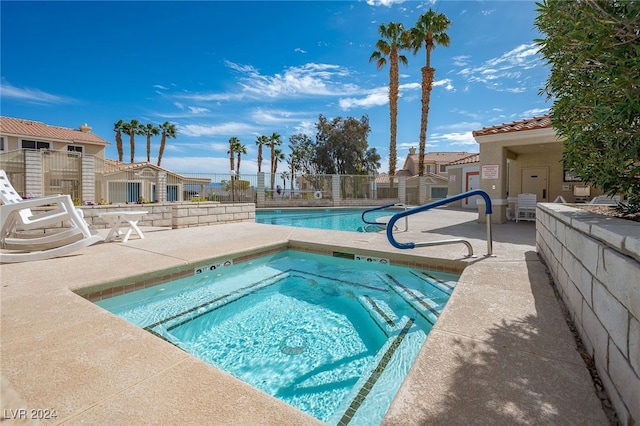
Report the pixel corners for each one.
[255,135,269,172]
[409,9,451,176]
[122,119,144,163]
[535,0,640,214]
[268,132,282,195]
[314,114,379,175]
[235,140,247,178]
[370,22,410,179]
[289,133,318,176]
[113,120,125,162]
[227,137,240,201]
[142,123,160,163]
[157,121,177,167]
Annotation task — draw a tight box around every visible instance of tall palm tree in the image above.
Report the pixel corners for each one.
[268,132,282,194]
[157,121,177,167]
[228,137,240,201]
[255,135,269,172]
[287,152,300,199]
[113,120,125,162]
[370,22,410,180]
[234,140,247,178]
[122,119,144,163]
[142,123,160,163]
[280,171,289,196]
[410,9,451,176]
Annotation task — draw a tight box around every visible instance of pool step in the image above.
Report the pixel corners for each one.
[410,270,456,295]
[380,273,445,326]
[358,295,401,336]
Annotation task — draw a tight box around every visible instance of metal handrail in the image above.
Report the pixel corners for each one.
[361,203,408,232]
[386,189,493,257]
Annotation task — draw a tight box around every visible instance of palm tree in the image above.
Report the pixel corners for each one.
[268,132,282,194]
[370,22,410,180]
[235,142,247,179]
[228,137,240,201]
[113,120,125,162]
[255,135,269,172]
[142,123,160,163]
[281,171,289,196]
[157,121,177,167]
[287,152,300,199]
[273,148,285,176]
[409,9,451,176]
[122,119,144,163]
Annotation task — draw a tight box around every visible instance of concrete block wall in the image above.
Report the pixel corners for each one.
[536,203,640,425]
[171,203,254,228]
[81,202,255,229]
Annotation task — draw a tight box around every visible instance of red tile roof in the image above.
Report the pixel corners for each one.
[447,153,480,165]
[0,116,109,145]
[406,151,476,163]
[472,115,551,137]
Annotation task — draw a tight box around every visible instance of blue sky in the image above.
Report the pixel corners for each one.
[1,0,551,174]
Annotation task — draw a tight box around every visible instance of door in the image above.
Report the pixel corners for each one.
[464,171,480,208]
[521,167,548,201]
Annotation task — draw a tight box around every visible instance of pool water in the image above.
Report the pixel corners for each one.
[255,208,394,232]
[96,250,458,425]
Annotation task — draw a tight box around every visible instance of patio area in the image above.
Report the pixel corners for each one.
[0,207,611,425]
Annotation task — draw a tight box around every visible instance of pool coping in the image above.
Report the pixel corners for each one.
[0,208,611,425]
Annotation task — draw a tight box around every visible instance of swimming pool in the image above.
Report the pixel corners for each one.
[96,250,458,425]
[255,208,395,232]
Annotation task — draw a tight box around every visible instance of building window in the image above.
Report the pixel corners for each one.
[127,182,141,203]
[440,164,447,173]
[167,185,179,202]
[67,145,83,154]
[0,137,5,151]
[431,187,448,199]
[426,165,432,173]
[21,140,50,150]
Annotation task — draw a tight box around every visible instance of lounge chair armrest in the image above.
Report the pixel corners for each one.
[1,194,76,212]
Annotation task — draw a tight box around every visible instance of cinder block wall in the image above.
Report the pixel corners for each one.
[81,202,255,229]
[536,203,639,425]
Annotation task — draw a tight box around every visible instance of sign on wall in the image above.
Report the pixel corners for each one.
[481,164,499,179]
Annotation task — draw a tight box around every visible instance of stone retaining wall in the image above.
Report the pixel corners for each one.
[79,202,254,229]
[536,203,639,425]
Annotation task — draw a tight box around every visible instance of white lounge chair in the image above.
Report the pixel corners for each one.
[0,170,102,263]
[515,193,537,222]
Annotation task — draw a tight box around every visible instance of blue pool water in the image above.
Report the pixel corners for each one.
[96,250,458,425]
[255,208,395,232]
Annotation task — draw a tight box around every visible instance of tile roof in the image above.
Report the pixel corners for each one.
[101,160,211,183]
[0,116,109,145]
[472,114,552,137]
[406,151,477,163]
[447,153,480,165]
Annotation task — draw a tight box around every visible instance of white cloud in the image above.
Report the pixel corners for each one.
[251,109,312,125]
[456,43,543,92]
[366,0,406,6]
[0,81,71,104]
[179,122,259,137]
[339,87,388,109]
[188,106,210,114]
[433,78,454,91]
[154,84,169,90]
[522,107,550,117]
[294,48,307,54]
[429,131,477,146]
[339,81,421,110]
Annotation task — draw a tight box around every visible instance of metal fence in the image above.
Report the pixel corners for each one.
[0,150,402,206]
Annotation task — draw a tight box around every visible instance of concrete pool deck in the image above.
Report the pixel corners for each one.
[0,207,610,425]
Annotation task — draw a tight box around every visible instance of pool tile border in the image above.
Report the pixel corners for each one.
[77,241,465,303]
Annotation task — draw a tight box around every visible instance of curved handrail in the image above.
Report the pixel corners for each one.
[386,189,493,256]
[361,203,397,225]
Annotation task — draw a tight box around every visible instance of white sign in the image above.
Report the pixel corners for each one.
[481,165,499,179]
